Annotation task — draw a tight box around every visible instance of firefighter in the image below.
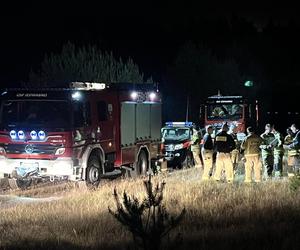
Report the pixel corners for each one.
[212,105,228,117]
[201,125,214,180]
[191,125,202,168]
[284,127,299,177]
[260,124,275,179]
[213,123,236,182]
[241,127,263,183]
[272,126,284,178]
[228,123,240,173]
[285,124,300,175]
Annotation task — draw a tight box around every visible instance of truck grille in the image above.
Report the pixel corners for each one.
[4,144,60,155]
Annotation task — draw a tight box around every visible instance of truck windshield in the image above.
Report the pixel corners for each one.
[207,104,243,120]
[162,128,190,141]
[0,100,71,129]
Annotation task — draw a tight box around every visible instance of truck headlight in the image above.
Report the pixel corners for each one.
[174,144,183,150]
[55,147,65,155]
[0,146,6,155]
[168,144,175,151]
[237,132,246,141]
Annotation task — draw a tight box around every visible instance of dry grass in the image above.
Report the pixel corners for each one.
[1,168,300,250]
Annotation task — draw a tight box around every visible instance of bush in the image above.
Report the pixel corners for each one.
[108,176,186,250]
[289,173,300,193]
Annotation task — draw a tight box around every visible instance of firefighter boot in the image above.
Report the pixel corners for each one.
[274,170,282,180]
[287,165,295,178]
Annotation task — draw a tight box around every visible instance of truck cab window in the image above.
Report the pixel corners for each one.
[0,100,70,128]
[73,101,91,127]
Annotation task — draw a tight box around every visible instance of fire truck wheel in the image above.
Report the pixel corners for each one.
[137,151,148,176]
[8,178,32,190]
[86,155,101,186]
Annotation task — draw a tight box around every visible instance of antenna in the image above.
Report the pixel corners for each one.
[185,94,189,122]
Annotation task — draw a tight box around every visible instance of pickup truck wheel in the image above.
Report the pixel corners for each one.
[137,151,148,176]
[86,155,101,187]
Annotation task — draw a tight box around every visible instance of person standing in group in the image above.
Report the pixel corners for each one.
[284,127,299,177]
[285,124,300,175]
[260,124,275,179]
[228,123,240,173]
[191,125,202,168]
[241,127,263,183]
[213,123,236,183]
[201,125,214,180]
[272,126,284,178]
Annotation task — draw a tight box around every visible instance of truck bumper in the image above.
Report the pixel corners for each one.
[0,157,77,180]
[164,149,187,162]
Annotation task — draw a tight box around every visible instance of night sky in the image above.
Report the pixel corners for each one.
[0,3,299,81]
[1,2,300,127]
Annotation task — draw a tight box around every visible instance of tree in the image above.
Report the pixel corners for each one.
[166,42,243,122]
[170,42,243,96]
[29,42,153,87]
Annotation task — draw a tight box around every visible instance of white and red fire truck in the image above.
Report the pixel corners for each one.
[0,82,162,188]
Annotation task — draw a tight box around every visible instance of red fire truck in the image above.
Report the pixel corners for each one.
[200,94,258,140]
[0,82,162,189]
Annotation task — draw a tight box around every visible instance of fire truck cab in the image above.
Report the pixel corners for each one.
[200,94,258,141]
[0,82,162,188]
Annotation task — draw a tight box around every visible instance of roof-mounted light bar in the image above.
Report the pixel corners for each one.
[165,122,193,127]
[70,82,106,91]
[208,95,243,99]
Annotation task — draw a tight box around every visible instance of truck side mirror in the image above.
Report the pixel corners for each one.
[95,126,101,138]
[74,130,82,142]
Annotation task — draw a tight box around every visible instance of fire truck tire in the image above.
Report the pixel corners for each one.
[86,154,101,186]
[136,150,148,176]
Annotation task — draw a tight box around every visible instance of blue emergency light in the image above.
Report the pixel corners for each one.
[30,130,38,140]
[9,130,46,141]
[17,130,25,140]
[9,130,17,140]
[38,131,46,140]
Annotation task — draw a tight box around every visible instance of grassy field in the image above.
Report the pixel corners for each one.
[1,168,300,250]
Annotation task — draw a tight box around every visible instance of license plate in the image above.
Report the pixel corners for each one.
[17,162,39,177]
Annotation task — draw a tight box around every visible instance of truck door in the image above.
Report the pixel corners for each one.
[73,100,92,141]
[96,101,115,153]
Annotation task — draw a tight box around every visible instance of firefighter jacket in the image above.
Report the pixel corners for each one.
[284,135,299,156]
[229,132,242,151]
[202,133,214,150]
[273,131,284,155]
[260,132,275,155]
[288,130,300,151]
[214,131,235,153]
[191,130,200,151]
[241,133,263,156]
